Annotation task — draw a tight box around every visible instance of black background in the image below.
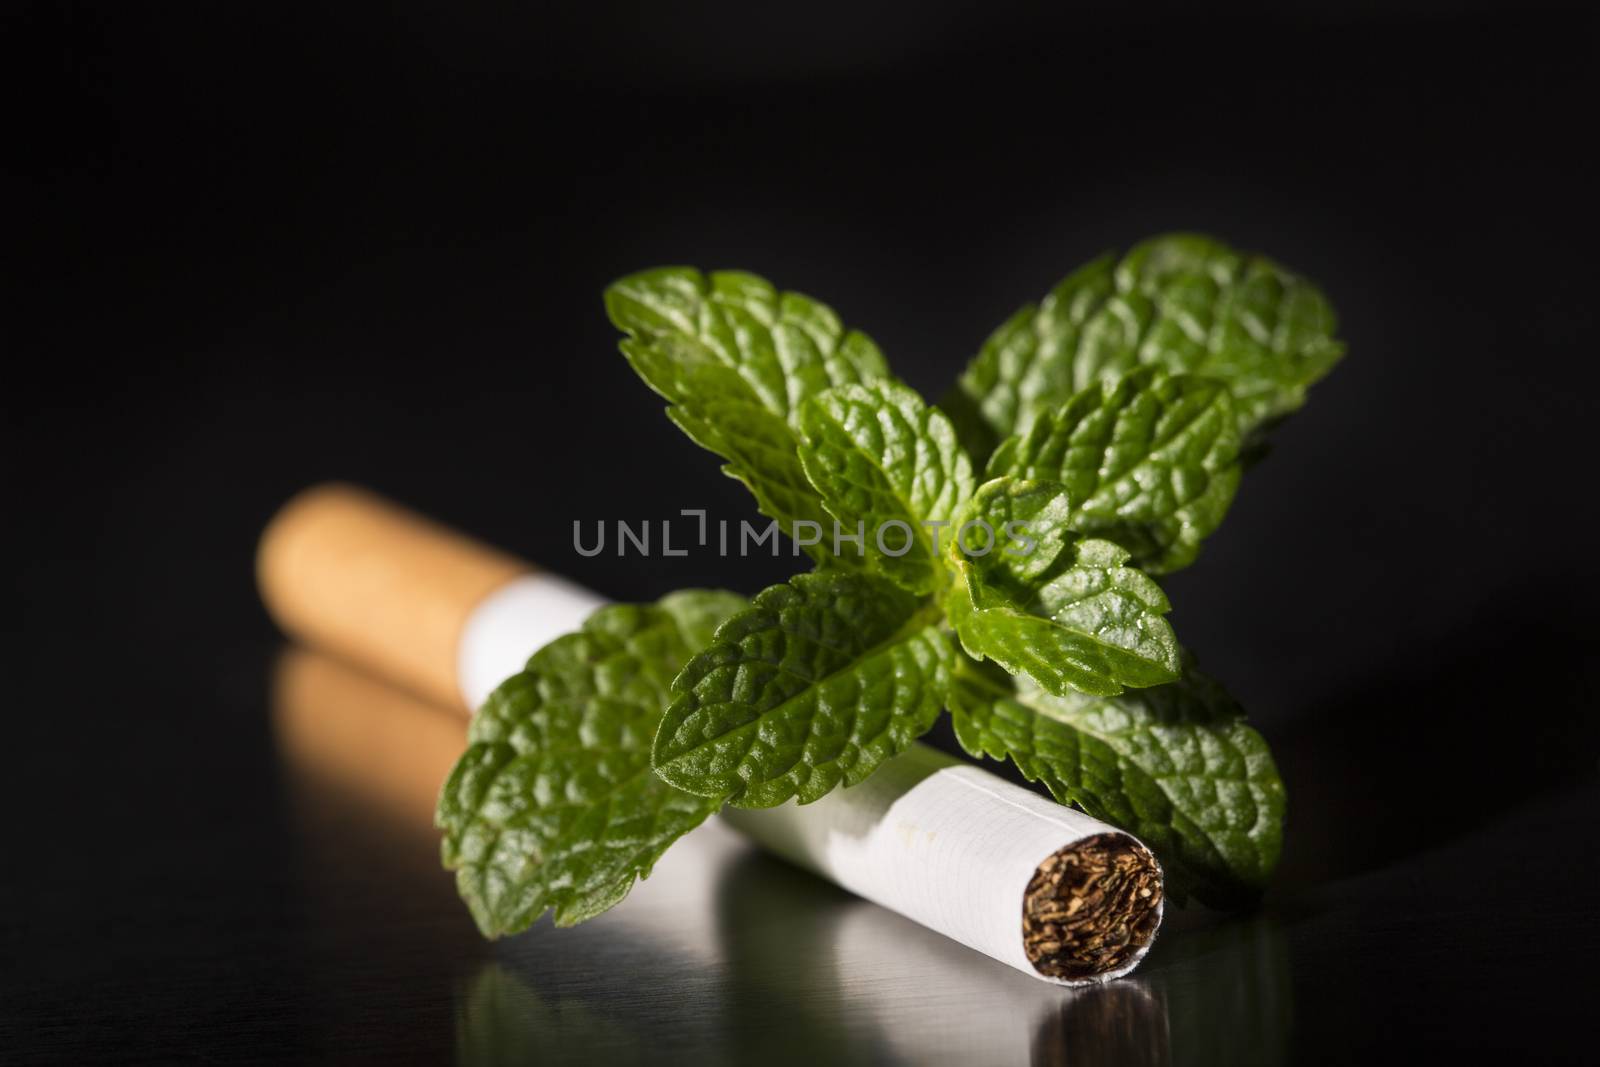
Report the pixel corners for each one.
[7,3,1599,1063]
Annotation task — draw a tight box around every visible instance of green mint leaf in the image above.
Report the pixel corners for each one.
[987,368,1242,574]
[944,233,1343,460]
[436,590,745,936]
[947,478,1180,696]
[949,653,1285,907]
[606,268,889,549]
[653,570,953,807]
[796,379,975,595]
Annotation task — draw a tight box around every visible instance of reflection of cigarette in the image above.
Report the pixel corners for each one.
[271,648,467,833]
[258,483,1164,984]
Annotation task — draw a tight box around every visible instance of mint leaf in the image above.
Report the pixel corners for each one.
[653,570,953,807]
[987,368,1242,573]
[606,268,889,548]
[796,380,975,594]
[944,234,1343,460]
[948,478,1180,696]
[949,653,1285,907]
[436,590,744,936]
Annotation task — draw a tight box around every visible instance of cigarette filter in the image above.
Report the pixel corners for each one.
[258,484,1165,984]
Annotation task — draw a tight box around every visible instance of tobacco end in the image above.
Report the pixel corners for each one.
[1023,832,1163,981]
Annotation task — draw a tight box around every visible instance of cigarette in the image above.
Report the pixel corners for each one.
[257,483,1165,984]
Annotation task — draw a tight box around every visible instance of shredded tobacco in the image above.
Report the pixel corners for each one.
[1023,832,1163,980]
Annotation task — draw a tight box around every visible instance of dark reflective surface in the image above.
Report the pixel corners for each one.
[11,649,1582,1063]
[10,4,1599,1063]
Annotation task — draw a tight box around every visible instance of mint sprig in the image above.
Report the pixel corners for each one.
[440,234,1341,933]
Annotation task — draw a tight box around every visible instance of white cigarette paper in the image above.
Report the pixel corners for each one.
[721,746,1163,985]
[456,573,1165,985]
